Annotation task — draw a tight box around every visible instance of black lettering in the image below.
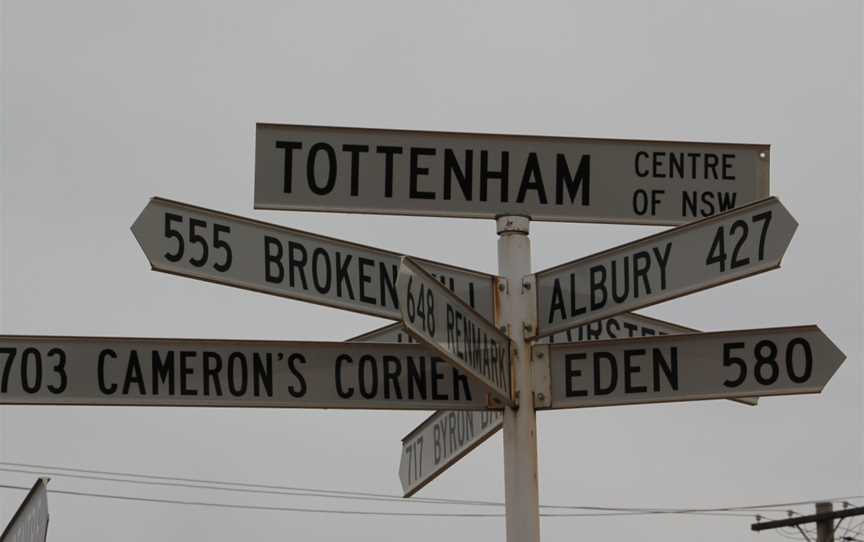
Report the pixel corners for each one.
[430,357,446,400]
[594,351,617,395]
[704,153,719,179]
[565,353,588,397]
[287,353,307,397]
[123,350,146,395]
[358,355,378,399]
[624,349,647,393]
[253,353,273,397]
[480,150,508,202]
[227,352,248,397]
[556,154,590,205]
[380,263,399,310]
[180,350,197,396]
[342,144,369,196]
[311,248,333,294]
[652,347,678,391]
[153,350,175,395]
[377,146,403,198]
[682,190,698,217]
[610,258,630,303]
[652,152,666,178]
[453,367,471,401]
[719,191,737,211]
[264,236,284,283]
[287,241,309,289]
[306,142,337,195]
[632,251,651,298]
[634,151,649,177]
[687,153,700,178]
[275,141,302,193]
[383,355,402,399]
[516,152,547,204]
[547,279,566,324]
[654,243,671,290]
[336,354,353,398]
[589,265,607,310]
[722,154,735,180]
[335,252,355,300]
[669,152,684,178]
[443,149,473,200]
[98,349,118,394]
[409,147,436,199]
[358,257,375,305]
[406,356,426,400]
[202,351,223,396]
[605,317,621,338]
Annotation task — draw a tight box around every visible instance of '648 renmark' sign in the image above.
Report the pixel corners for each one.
[255,123,769,225]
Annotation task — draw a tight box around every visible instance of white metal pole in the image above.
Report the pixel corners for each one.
[497,216,541,542]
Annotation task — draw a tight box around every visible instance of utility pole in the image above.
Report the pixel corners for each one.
[752,502,864,542]
[817,502,834,542]
[498,216,541,542]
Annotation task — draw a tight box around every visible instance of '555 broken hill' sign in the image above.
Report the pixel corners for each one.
[254,123,769,225]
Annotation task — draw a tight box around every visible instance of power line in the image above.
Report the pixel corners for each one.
[0,483,503,518]
[0,482,771,519]
[0,460,860,519]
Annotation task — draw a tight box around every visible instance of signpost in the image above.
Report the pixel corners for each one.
[132,197,496,321]
[536,326,844,409]
[0,336,494,410]
[397,257,514,406]
[0,478,49,542]
[533,197,797,338]
[6,120,848,542]
[255,123,770,225]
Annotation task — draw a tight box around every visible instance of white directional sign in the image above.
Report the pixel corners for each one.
[398,257,514,406]
[538,313,755,406]
[534,197,797,338]
[356,313,697,345]
[255,123,770,225]
[537,326,844,409]
[132,197,495,321]
[255,124,769,224]
[349,323,418,344]
[0,478,49,542]
[538,312,697,344]
[356,313,695,346]
[398,410,503,497]
[0,336,497,410]
[355,314,757,407]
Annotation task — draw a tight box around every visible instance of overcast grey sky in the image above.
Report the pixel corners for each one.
[1,1,861,541]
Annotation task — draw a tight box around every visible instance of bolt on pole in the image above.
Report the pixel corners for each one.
[497,216,541,542]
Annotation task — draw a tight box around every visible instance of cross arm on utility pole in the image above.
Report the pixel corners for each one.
[751,505,864,532]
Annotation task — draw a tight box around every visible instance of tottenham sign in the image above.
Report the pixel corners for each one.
[255,123,770,225]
